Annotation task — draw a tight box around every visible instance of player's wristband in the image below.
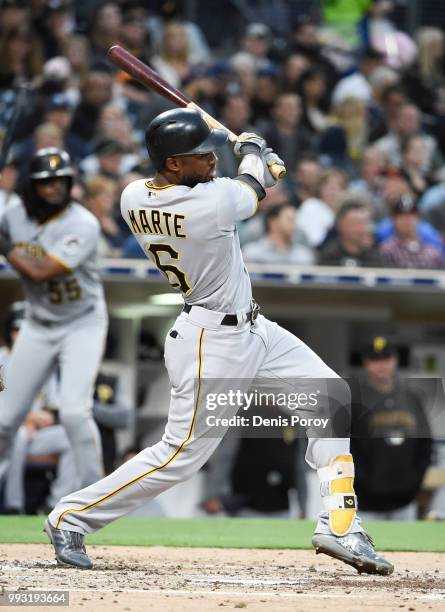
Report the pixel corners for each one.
[235,174,266,201]
[239,143,262,157]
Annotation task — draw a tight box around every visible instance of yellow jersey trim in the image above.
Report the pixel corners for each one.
[145,180,177,190]
[55,328,206,529]
[46,253,72,273]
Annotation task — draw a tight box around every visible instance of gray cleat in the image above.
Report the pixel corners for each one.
[312,531,394,576]
[43,518,93,569]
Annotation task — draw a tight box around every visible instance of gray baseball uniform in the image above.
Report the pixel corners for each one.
[49,176,363,538]
[0,200,107,487]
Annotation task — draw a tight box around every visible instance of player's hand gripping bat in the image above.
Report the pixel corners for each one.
[107,45,286,180]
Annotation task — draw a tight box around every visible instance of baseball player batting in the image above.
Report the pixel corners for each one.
[44,110,393,575]
[0,148,107,488]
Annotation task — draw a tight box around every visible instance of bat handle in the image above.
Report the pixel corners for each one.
[268,163,286,180]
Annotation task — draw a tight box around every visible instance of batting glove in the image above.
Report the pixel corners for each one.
[262,148,285,187]
[233,132,267,157]
[0,230,12,258]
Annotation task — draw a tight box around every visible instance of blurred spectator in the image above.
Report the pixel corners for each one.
[0,154,20,215]
[84,175,122,257]
[320,97,368,172]
[290,17,339,87]
[298,67,330,144]
[37,0,75,60]
[239,181,292,246]
[89,2,122,59]
[146,0,211,66]
[0,22,44,87]
[369,83,408,143]
[250,69,280,129]
[376,174,445,252]
[33,122,64,150]
[400,134,435,198]
[182,67,220,119]
[297,168,347,247]
[230,22,275,75]
[62,34,91,98]
[0,0,29,34]
[348,146,387,219]
[118,3,151,65]
[331,47,385,106]
[216,94,254,178]
[294,156,322,206]
[350,336,432,520]
[403,27,445,116]
[79,137,138,181]
[70,68,114,143]
[150,21,196,89]
[279,53,309,92]
[318,198,382,267]
[243,203,314,265]
[379,196,445,269]
[44,94,89,162]
[374,103,440,173]
[263,93,312,177]
[15,121,63,175]
[97,104,142,155]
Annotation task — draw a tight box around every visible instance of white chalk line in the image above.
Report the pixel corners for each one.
[3,583,445,601]
[0,586,399,600]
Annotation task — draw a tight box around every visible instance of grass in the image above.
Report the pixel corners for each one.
[0,517,444,552]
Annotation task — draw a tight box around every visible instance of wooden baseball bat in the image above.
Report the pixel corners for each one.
[107,45,286,180]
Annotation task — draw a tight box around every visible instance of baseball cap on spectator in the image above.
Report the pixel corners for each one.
[43,57,72,82]
[391,195,418,215]
[362,336,397,360]
[245,23,271,39]
[95,139,124,156]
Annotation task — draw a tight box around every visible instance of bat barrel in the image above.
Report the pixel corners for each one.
[107,45,190,107]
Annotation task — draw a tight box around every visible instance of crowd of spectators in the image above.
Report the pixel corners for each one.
[2,0,445,269]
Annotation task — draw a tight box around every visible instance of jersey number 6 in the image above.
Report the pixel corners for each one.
[147,243,191,294]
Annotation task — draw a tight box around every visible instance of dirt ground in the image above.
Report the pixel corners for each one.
[0,545,444,612]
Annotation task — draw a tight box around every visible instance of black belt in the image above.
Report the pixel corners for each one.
[183,301,259,326]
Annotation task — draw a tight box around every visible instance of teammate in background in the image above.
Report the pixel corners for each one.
[0,302,78,515]
[45,109,393,575]
[351,337,432,520]
[0,148,108,490]
[0,302,130,514]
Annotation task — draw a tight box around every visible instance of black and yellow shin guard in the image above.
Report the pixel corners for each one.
[318,454,357,536]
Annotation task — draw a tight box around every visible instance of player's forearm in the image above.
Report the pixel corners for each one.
[7,250,66,281]
[238,153,266,186]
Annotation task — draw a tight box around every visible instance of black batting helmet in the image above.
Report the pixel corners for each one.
[145,108,228,171]
[23,148,74,223]
[29,147,75,181]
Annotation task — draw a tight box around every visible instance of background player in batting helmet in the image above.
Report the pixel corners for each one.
[0,147,108,490]
[44,109,393,576]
